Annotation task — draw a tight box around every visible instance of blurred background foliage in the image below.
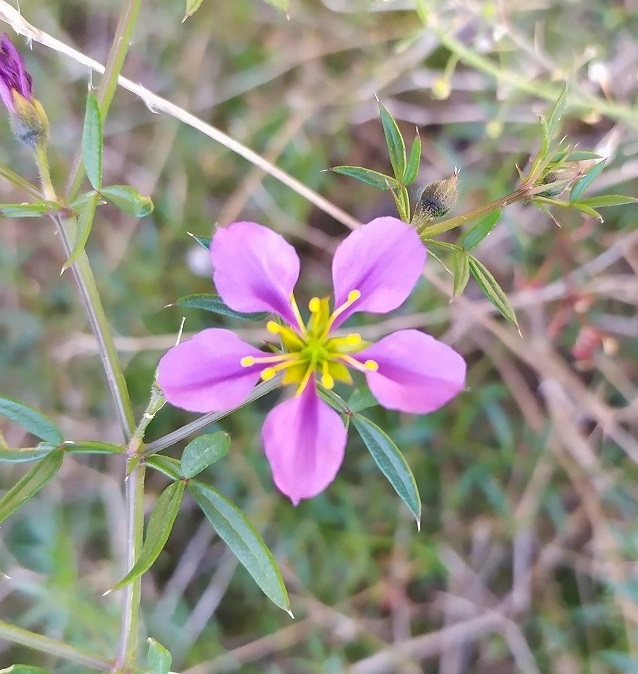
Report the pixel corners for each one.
[1,0,638,672]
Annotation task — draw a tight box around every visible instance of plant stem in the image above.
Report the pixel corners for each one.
[0,619,112,671]
[114,459,147,672]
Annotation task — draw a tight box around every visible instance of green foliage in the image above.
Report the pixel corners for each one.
[81,89,103,191]
[352,413,421,524]
[180,432,230,478]
[0,398,62,445]
[175,293,269,321]
[110,481,186,592]
[189,480,290,612]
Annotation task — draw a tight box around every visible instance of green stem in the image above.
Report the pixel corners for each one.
[54,214,136,439]
[64,0,143,201]
[0,619,112,671]
[114,460,147,672]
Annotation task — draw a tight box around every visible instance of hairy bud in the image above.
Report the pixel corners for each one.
[412,171,459,227]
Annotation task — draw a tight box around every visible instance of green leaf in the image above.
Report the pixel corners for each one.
[576,194,638,208]
[403,131,421,185]
[330,166,398,190]
[569,201,602,220]
[0,450,64,525]
[569,160,606,202]
[82,90,103,190]
[183,0,205,20]
[190,481,289,612]
[181,432,230,478]
[100,185,154,218]
[347,387,378,413]
[0,201,61,218]
[264,0,289,11]
[468,255,519,328]
[62,440,125,455]
[378,102,406,180]
[62,192,99,272]
[461,209,501,250]
[352,414,421,524]
[545,84,567,143]
[0,666,52,674]
[552,149,601,162]
[175,293,269,321]
[147,638,172,674]
[451,250,470,296]
[110,481,185,592]
[0,442,53,463]
[391,185,411,222]
[0,398,62,444]
[147,455,183,481]
[189,233,211,250]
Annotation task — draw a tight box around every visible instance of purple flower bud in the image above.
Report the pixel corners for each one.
[0,34,33,112]
[0,34,48,148]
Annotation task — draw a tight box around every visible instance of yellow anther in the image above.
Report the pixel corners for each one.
[240,356,256,367]
[266,320,281,334]
[321,373,335,389]
[345,333,362,346]
[363,359,378,372]
[261,367,277,381]
[308,297,321,313]
[347,289,361,303]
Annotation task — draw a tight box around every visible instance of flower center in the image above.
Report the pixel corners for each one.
[240,290,378,395]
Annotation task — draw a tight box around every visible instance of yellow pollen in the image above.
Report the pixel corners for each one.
[327,288,361,330]
[344,333,362,346]
[266,320,281,334]
[240,356,256,367]
[308,296,321,313]
[363,359,378,371]
[261,367,277,381]
[321,361,335,389]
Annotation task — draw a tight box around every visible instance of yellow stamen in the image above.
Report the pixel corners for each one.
[289,293,307,335]
[266,320,281,334]
[321,361,335,389]
[295,364,315,397]
[326,289,361,332]
[339,354,379,373]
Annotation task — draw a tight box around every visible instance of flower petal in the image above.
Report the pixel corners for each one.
[331,217,426,327]
[262,383,346,505]
[359,330,466,414]
[158,328,264,413]
[210,221,300,325]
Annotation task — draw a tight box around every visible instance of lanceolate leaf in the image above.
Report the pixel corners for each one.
[330,166,398,190]
[0,398,62,444]
[347,387,378,413]
[461,209,501,250]
[190,481,289,612]
[569,160,606,202]
[147,638,172,674]
[146,455,183,481]
[110,481,185,592]
[575,194,638,208]
[175,293,269,321]
[352,414,421,524]
[545,84,567,144]
[189,233,211,250]
[82,89,103,190]
[378,102,407,179]
[0,450,64,525]
[403,131,422,185]
[0,201,61,218]
[0,666,52,674]
[181,432,230,478]
[100,186,154,218]
[468,255,519,329]
[62,192,99,272]
[451,250,470,297]
[183,0,205,20]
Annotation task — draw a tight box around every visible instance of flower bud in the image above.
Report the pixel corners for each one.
[0,34,49,149]
[537,166,580,198]
[412,171,459,227]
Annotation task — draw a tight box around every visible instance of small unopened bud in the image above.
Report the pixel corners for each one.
[537,167,580,198]
[412,170,459,227]
[0,34,49,149]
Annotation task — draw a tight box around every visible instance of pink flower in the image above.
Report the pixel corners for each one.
[0,34,48,148]
[0,34,33,112]
[158,217,466,504]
